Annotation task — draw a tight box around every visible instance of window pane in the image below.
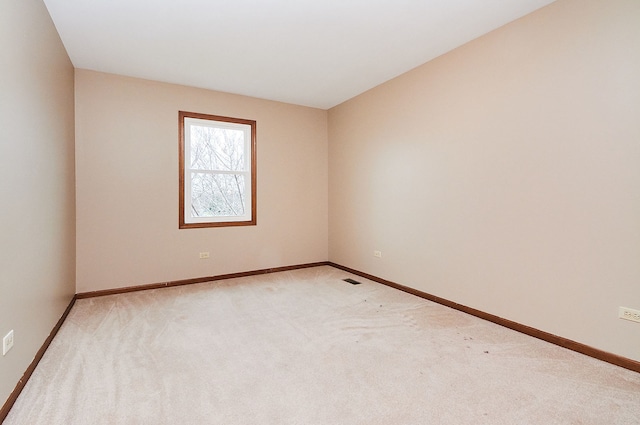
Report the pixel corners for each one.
[190,126,245,172]
[190,172,246,217]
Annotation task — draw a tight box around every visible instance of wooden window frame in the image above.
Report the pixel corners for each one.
[179,111,257,229]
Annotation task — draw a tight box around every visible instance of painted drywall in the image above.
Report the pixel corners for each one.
[75,70,328,292]
[0,0,76,406]
[329,0,640,361]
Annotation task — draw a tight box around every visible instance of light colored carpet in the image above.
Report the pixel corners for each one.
[4,266,640,424]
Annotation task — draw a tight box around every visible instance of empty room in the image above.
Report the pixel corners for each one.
[1,0,639,423]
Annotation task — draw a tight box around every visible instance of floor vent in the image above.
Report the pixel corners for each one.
[343,278,361,285]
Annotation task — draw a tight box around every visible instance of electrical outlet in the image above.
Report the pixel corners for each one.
[3,330,14,356]
[619,307,640,323]
[373,250,382,258]
[199,252,210,259]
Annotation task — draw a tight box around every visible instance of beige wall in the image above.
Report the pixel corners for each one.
[329,0,640,361]
[75,70,328,292]
[0,0,76,405]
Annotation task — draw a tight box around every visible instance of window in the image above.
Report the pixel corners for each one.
[179,111,256,228]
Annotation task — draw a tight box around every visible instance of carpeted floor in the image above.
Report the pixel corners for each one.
[4,266,640,424]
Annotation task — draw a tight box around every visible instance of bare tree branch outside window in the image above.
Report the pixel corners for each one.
[190,126,246,217]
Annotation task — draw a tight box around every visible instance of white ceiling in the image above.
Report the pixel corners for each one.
[43,0,556,109]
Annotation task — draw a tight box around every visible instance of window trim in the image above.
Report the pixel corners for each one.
[179,111,257,229]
